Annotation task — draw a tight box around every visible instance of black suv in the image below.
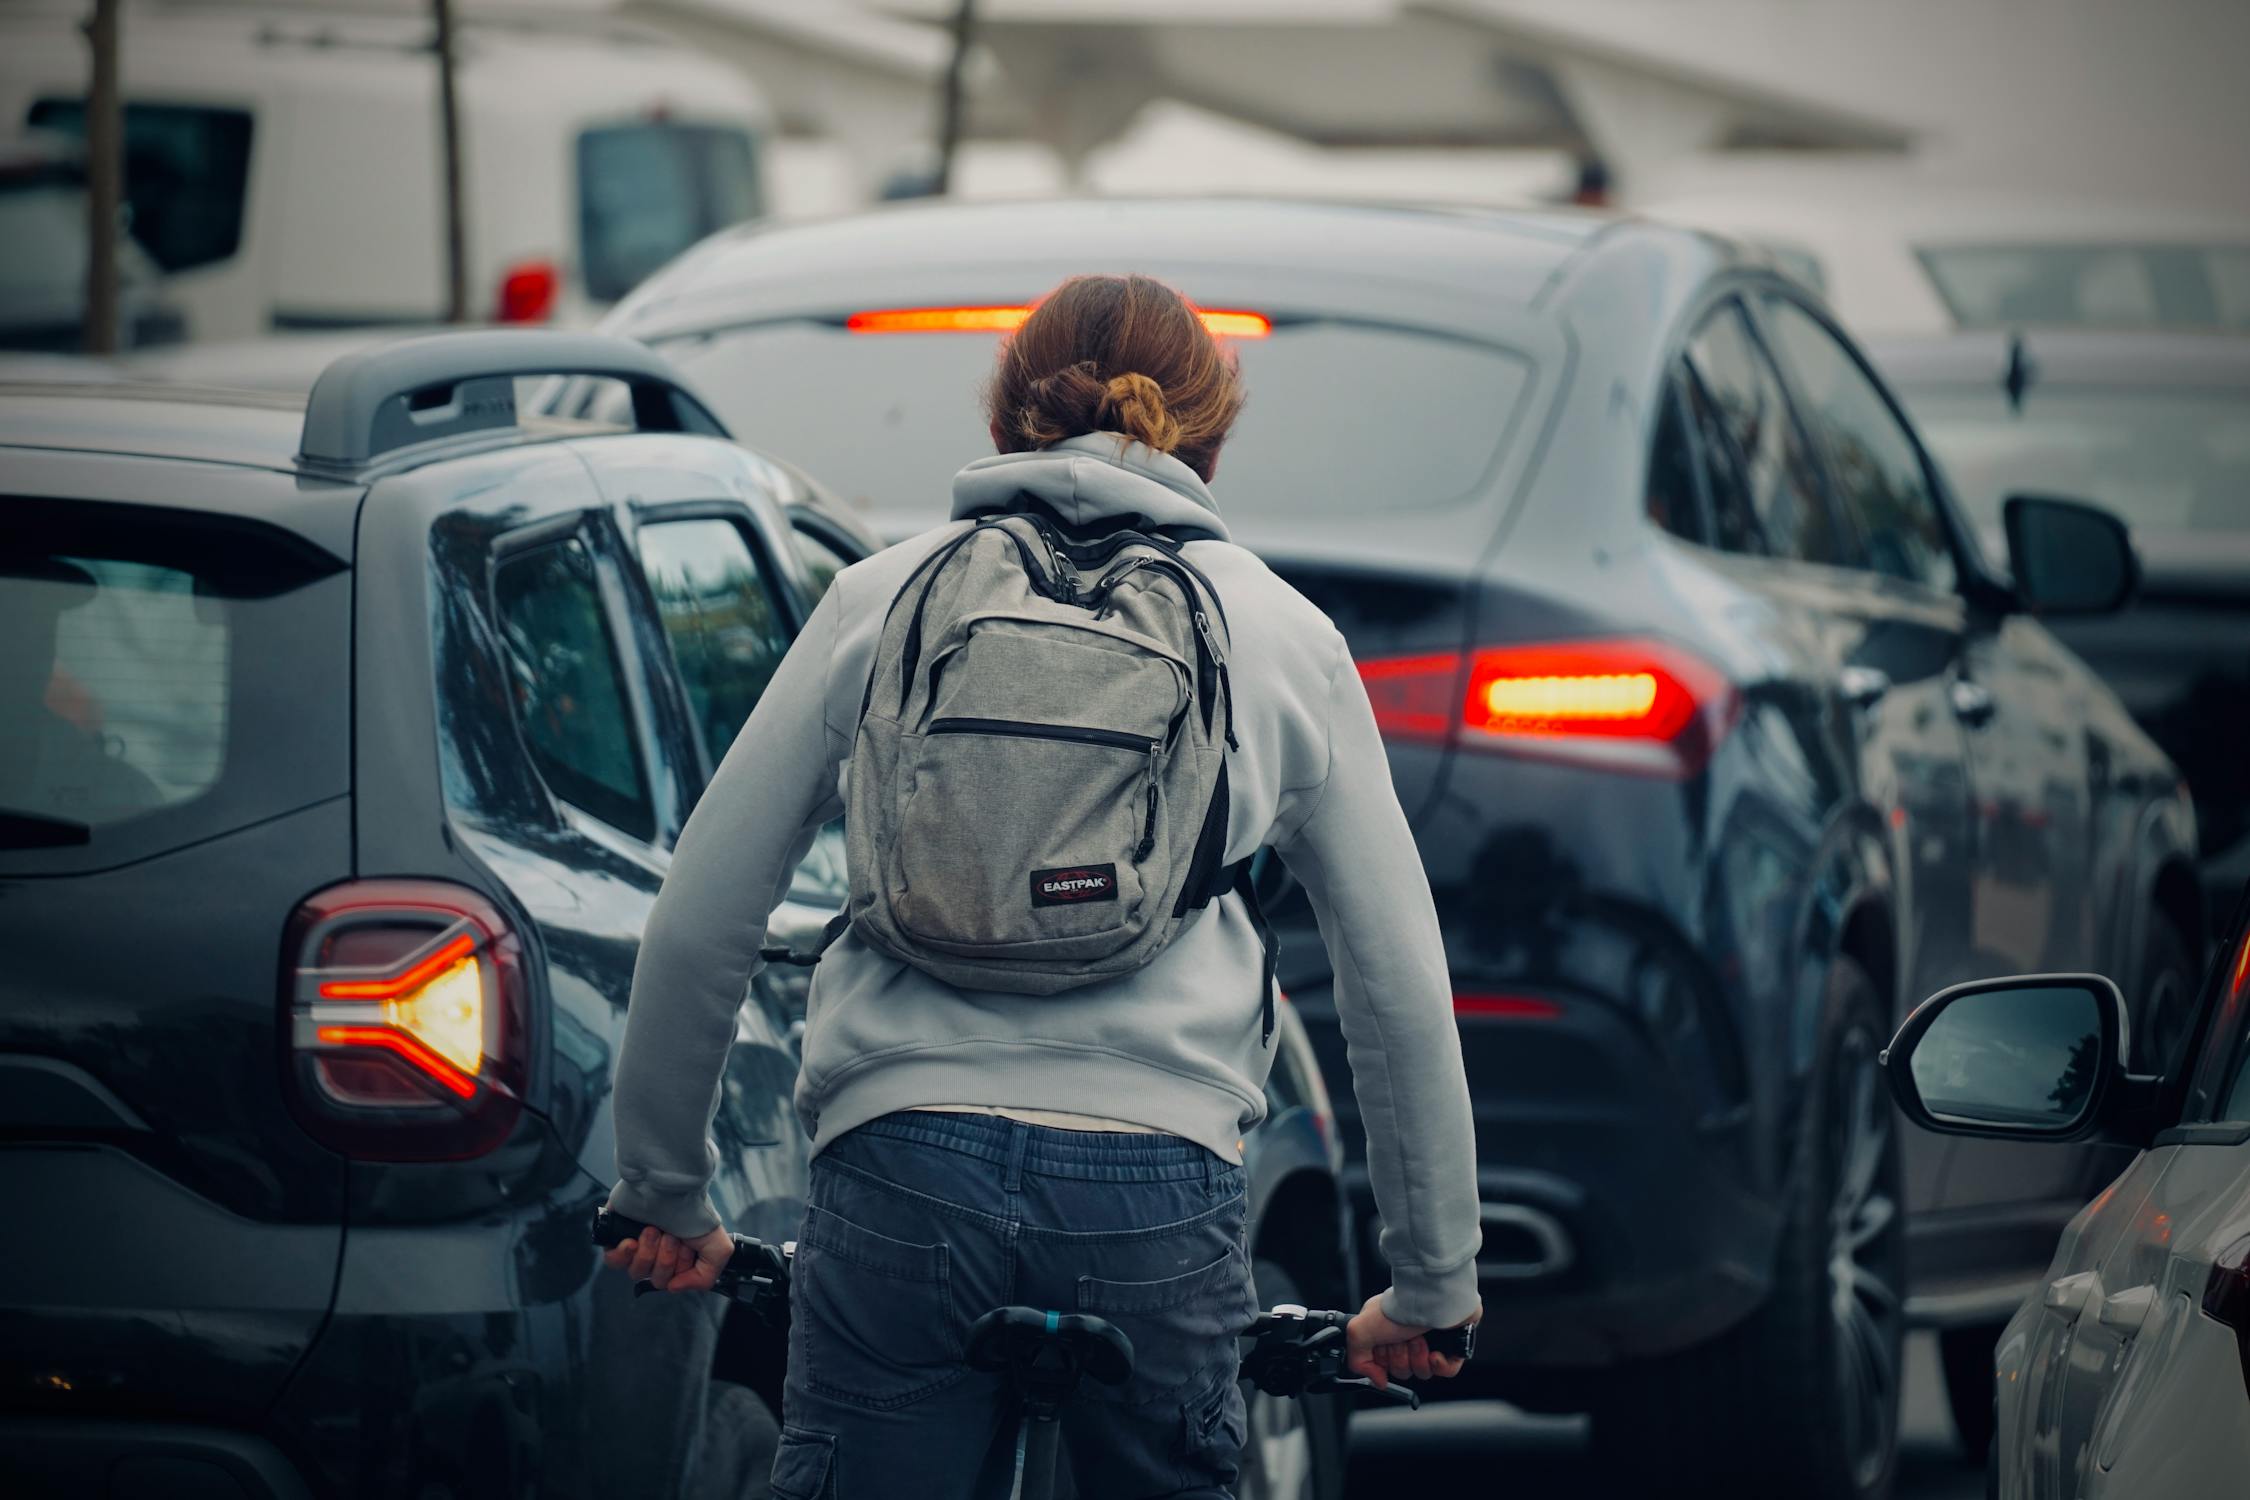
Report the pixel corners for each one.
[0,334,861,1497]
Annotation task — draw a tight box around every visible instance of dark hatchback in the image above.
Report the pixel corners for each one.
[571,198,2205,1498]
[0,335,856,1498]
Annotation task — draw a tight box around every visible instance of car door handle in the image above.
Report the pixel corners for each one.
[2096,1284,2157,1334]
[1949,678,1996,726]
[1839,666,1890,709]
[2046,1270,2100,1315]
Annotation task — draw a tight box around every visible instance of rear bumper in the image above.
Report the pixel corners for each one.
[0,1420,312,1500]
[1303,985,1779,1371]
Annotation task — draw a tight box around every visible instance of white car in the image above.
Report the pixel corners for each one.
[1882,888,2250,1497]
[1647,189,2250,338]
[0,1,772,341]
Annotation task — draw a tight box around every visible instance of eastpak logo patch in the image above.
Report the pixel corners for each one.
[1030,863,1119,907]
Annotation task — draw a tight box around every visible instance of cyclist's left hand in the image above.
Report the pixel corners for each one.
[601,1220,734,1293]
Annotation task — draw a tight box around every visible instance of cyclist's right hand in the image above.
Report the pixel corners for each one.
[1344,1293,1480,1388]
[600,1217,734,1294]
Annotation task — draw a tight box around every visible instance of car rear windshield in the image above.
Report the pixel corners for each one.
[649,320,1533,525]
[578,123,762,303]
[0,501,350,872]
[1919,244,2250,332]
[1898,388,2250,535]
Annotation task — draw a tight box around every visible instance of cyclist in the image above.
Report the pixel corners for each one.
[603,274,1482,1498]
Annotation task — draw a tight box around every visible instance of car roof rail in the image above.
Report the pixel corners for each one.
[297,329,729,474]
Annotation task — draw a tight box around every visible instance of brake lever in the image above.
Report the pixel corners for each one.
[1321,1375,1422,1411]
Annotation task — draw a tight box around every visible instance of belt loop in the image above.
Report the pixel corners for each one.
[1204,1148,1219,1196]
[1003,1119,1028,1194]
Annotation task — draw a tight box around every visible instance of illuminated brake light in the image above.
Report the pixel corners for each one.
[1455,993,1564,1020]
[284,880,529,1160]
[1358,638,1735,777]
[315,1025,478,1099]
[845,305,1271,339]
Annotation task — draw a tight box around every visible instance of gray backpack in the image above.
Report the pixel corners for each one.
[787,506,1275,1035]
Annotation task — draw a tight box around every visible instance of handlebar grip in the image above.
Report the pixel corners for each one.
[1423,1324,1472,1360]
[591,1205,652,1249]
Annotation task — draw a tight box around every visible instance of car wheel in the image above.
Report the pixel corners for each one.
[2133,909,2197,1076]
[1592,955,1905,1499]
[1236,1259,1345,1500]
[1939,1323,2001,1463]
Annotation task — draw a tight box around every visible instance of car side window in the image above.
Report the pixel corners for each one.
[635,516,795,772]
[2223,1037,2250,1123]
[1683,302,1843,566]
[2176,929,2250,1125]
[790,523,852,606]
[492,535,656,842]
[1645,373,1707,544]
[1761,297,1959,593]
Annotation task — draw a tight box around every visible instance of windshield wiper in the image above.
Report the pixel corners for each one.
[0,809,94,849]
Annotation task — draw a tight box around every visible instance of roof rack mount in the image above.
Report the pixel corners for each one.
[297,329,729,472]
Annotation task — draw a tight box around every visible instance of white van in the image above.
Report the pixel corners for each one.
[0,2,774,341]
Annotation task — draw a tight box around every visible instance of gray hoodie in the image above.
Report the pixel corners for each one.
[610,434,1482,1326]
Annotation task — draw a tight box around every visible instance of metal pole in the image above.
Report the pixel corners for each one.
[432,0,468,322]
[83,0,122,354]
[932,0,975,196]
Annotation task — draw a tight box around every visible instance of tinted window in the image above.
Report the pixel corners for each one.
[0,502,347,870]
[1920,244,2250,332]
[1894,387,2250,537]
[652,322,1532,526]
[1684,303,1842,565]
[493,537,653,841]
[636,518,793,768]
[1762,298,1957,592]
[578,124,762,303]
[1645,374,1705,544]
[29,100,253,273]
[791,525,851,605]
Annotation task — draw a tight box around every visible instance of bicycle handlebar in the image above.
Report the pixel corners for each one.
[591,1206,793,1326]
[592,1206,1425,1407]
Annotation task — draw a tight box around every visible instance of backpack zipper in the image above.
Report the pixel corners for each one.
[928,718,1158,753]
[928,719,1168,862]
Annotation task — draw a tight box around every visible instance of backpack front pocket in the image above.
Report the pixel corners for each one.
[892,718,1167,956]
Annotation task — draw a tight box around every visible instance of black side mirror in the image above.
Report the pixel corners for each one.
[2003,496,2138,616]
[1881,973,2126,1140]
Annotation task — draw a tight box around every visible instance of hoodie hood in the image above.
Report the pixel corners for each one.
[950,433,1232,541]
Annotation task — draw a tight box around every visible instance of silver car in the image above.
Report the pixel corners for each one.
[1882,887,2250,1498]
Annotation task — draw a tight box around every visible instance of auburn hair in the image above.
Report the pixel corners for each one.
[985,274,1246,480]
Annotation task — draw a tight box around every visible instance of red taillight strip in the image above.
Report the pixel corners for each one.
[1356,637,1737,777]
[1455,994,1564,1020]
[316,1025,479,1099]
[1358,652,1462,743]
[845,305,1271,339]
[318,933,477,1001]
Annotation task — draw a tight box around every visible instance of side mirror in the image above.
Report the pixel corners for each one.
[1881,974,2126,1140]
[2003,496,2138,616]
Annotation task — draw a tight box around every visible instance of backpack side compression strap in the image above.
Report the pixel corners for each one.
[1231,859,1279,1046]
[760,909,853,968]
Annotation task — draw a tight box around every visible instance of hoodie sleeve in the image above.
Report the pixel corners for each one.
[1274,637,1483,1328]
[606,584,844,1239]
